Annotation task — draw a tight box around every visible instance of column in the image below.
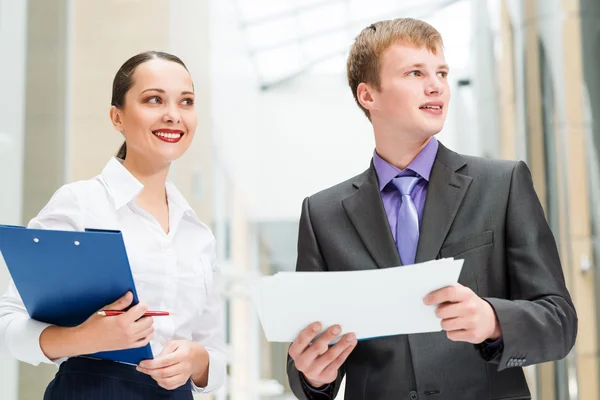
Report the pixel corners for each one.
[0,1,28,399]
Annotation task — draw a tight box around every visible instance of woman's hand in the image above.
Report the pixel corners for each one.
[137,340,210,390]
[40,291,154,360]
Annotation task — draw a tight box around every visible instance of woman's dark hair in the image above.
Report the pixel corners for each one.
[112,51,189,159]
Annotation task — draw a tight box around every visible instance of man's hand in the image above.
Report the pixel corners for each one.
[424,284,502,344]
[289,323,357,388]
[137,340,209,390]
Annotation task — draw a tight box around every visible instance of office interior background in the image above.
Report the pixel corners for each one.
[0,0,599,399]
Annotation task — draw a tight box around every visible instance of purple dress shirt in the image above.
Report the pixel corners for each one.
[373,137,439,241]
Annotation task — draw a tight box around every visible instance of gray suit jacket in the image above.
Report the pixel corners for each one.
[287,143,577,400]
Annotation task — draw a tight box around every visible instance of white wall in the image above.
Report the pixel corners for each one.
[0,1,27,399]
[210,0,262,220]
[252,74,374,221]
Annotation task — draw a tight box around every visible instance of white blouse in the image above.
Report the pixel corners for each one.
[0,157,226,394]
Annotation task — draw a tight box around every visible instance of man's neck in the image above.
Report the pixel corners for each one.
[375,136,433,170]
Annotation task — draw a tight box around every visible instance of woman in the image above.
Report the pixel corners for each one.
[0,51,226,399]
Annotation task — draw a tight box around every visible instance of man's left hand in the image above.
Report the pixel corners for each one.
[137,340,209,390]
[424,284,502,344]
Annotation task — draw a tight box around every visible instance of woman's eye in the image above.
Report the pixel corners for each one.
[147,96,161,104]
[408,70,421,77]
[182,98,194,106]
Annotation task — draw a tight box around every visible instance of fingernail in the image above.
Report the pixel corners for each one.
[312,323,321,332]
[346,333,356,342]
[332,326,341,335]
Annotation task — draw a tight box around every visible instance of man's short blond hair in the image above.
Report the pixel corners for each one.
[347,18,444,119]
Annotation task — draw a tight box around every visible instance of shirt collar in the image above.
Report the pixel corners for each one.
[373,136,439,192]
[101,157,195,218]
[165,180,195,217]
[101,158,144,209]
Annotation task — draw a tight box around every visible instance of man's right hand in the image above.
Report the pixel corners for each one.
[289,322,357,388]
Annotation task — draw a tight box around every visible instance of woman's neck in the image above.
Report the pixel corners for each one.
[122,156,170,206]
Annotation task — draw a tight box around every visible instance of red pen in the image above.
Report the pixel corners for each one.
[97,310,170,317]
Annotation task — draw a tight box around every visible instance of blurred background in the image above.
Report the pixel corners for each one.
[0,0,599,399]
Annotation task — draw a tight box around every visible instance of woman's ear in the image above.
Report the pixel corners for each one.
[109,106,123,131]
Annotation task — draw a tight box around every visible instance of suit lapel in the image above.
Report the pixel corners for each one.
[342,167,401,269]
[416,143,472,263]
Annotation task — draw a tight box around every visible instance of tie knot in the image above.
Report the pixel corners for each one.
[392,175,421,196]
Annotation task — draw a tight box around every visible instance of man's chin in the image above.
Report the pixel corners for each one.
[414,127,443,140]
[420,123,444,137]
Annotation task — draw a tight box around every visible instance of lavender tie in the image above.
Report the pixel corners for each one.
[392,175,422,265]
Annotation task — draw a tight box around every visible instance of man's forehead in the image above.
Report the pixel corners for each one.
[387,41,444,55]
[383,43,446,65]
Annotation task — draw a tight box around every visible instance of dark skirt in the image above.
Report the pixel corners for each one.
[43,356,193,400]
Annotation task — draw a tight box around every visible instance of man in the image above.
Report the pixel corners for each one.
[286,18,577,400]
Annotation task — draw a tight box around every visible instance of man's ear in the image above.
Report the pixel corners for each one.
[357,82,377,113]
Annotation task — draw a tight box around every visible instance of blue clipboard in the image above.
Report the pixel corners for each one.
[0,224,153,365]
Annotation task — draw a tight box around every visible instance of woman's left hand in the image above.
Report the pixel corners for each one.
[137,340,210,390]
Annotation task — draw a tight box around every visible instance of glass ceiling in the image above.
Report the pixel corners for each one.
[230,0,470,89]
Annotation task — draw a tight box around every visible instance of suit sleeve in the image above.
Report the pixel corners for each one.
[483,161,578,370]
[287,197,345,400]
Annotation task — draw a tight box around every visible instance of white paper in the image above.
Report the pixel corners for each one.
[253,258,464,342]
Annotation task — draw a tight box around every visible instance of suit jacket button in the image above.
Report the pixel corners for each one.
[409,391,418,400]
